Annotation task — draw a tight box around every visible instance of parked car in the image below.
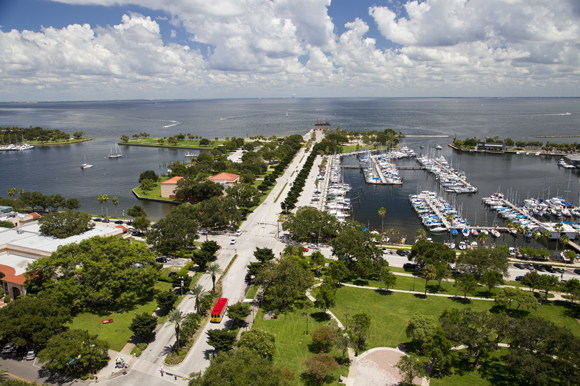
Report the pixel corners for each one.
[308,245,318,249]
[93,218,102,222]
[574,269,580,275]
[403,263,418,270]
[235,230,242,237]
[513,263,525,269]
[25,349,36,361]
[115,220,124,224]
[230,238,237,245]
[2,342,16,356]
[396,249,410,256]
[155,257,167,263]
[103,218,110,223]
[303,248,309,252]
[515,276,524,281]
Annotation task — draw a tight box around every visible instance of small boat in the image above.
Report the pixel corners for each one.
[435,144,442,150]
[491,229,501,238]
[108,143,123,158]
[451,228,458,236]
[81,154,93,169]
[471,228,479,237]
[458,242,467,250]
[420,145,425,149]
[185,152,195,157]
[462,228,470,237]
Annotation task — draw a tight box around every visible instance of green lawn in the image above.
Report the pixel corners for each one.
[69,281,172,351]
[245,284,259,300]
[121,138,226,148]
[329,286,580,351]
[252,307,348,386]
[133,177,179,202]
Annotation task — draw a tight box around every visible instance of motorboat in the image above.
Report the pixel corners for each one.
[462,228,470,237]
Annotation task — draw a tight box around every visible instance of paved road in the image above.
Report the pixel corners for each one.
[121,140,319,384]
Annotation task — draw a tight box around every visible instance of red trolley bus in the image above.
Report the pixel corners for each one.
[210,298,228,323]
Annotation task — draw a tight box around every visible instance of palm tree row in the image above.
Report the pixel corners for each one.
[96,195,119,217]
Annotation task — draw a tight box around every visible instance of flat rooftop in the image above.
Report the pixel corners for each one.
[0,221,122,255]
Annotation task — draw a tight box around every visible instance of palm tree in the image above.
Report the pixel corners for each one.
[0,365,8,382]
[7,188,16,198]
[446,212,455,226]
[97,195,105,216]
[18,189,24,196]
[423,264,437,298]
[554,223,564,252]
[189,284,208,313]
[167,309,186,351]
[112,196,119,217]
[559,234,570,253]
[532,229,541,248]
[395,230,400,244]
[416,229,426,241]
[378,207,386,236]
[541,229,551,248]
[206,263,224,293]
[103,194,109,217]
[477,232,488,246]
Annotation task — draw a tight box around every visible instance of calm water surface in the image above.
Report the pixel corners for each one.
[1,98,579,237]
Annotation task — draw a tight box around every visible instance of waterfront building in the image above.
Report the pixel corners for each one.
[160,176,184,198]
[208,172,240,187]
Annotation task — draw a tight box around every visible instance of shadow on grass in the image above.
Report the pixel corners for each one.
[310,311,331,322]
[449,296,471,304]
[352,279,369,286]
[374,288,394,296]
[488,304,531,318]
[478,354,528,386]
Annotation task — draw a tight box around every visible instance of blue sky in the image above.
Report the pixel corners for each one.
[0,0,579,101]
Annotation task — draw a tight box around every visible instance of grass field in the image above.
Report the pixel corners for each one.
[122,138,226,148]
[252,307,348,386]
[69,281,172,351]
[339,272,556,300]
[329,286,580,351]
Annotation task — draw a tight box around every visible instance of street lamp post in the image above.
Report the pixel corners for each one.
[180,278,184,296]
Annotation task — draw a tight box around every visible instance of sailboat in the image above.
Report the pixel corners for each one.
[81,154,93,169]
[108,143,123,158]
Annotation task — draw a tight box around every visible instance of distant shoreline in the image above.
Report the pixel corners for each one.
[119,142,212,151]
[32,138,92,146]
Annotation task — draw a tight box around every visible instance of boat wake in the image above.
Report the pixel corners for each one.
[543,113,572,116]
[163,120,182,128]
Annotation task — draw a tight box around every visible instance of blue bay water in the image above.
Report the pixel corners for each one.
[1,97,579,244]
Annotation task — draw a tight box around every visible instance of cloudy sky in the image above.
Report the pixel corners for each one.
[1,0,579,101]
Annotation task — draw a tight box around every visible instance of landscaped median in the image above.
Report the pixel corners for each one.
[163,254,239,366]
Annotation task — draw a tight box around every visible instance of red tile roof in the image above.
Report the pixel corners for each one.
[30,212,40,219]
[0,265,26,285]
[208,172,239,182]
[161,176,184,185]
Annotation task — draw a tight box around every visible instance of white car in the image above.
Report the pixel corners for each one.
[235,230,242,237]
[230,238,237,245]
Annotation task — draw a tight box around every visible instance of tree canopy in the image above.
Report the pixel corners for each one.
[189,347,291,386]
[38,209,94,238]
[235,329,277,361]
[329,220,382,277]
[0,296,71,350]
[282,206,339,242]
[254,256,315,312]
[38,329,109,378]
[25,236,157,311]
[456,247,509,278]
[146,203,199,253]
